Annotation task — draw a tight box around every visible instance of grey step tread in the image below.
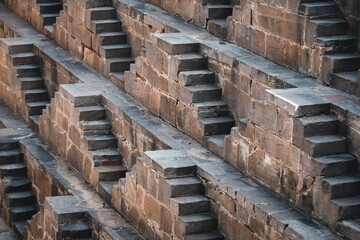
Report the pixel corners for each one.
[23,89,48,94]
[92,19,121,24]
[325,52,360,60]
[101,44,130,50]
[88,7,115,11]
[323,175,360,186]
[7,191,35,199]
[314,154,357,164]
[94,165,127,173]
[316,35,357,46]
[208,19,227,26]
[85,134,117,141]
[80,120,111,129]
[186,231,224,240]
[186,84,222,92]
[338,219,360,240]
[332,195,360,207]
[106,57,135,63]
[0,163,26,170]
[98,32,126,37]
[199,116,234,124]
[26,101,50,107]
[205,134,226,148]
[6,178,31,192]
[300,1,338,7]
[0,149,22,158]
[299,114,338,125]
[15,64,40,70]
[29,115,40,124]
[19,76,43,81]
[42,13,60,17]
[193,100,228,108]
[10,52,36,58]
[179,212,218,234]
[309,18,347,25]
[90,149,121,158]
[171,195,210,215]
[176,54,206,60]
[167,177,203,188]
[333,71,358,83]
[305,134,346,143]
[60,221,91,231]
[179,212,217,222]
[11,205,36,213]
[77,105,106,112]
[13,220,27,238]
[37,2,62,6]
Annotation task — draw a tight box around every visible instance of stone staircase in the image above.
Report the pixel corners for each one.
[294,114,360,237]
[175,52,235,156]
[36,0,63,37]
[86,6,134,80]
[77,103,127,197]
[299,0,360,95]
[10,46,50,133]
[198,0,233,39]
[0,140,38,239]
[58,220,92,239]
[119,150,224,239]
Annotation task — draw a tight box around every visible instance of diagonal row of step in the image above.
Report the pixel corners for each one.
[199,0,234,39]
[170,48,235,155]
[299,0,360,95]
[0,140,38,239]
[36,0,63,36]
[77,103,127,187]
[86,6,135,80]
[294,114,360,238]
[9,45,51,133]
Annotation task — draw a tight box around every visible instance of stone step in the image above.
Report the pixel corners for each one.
[59,221,92,239]
[99,44,131,58]
[178,212,218,235]
[180,85,222,104]
[0,140,19,151]
[201,0,229,4]
[299,1,339,17]
[10,205,37,221]
[295,115,338,138]
[331,71,358,96]
[6,43,33,55]
[20,76,45,90]
[193,101,229,118]
[0,149,23,165]
[322,175,360,199]
[206,5,233,20]
[37,2,62,14]
[186,231,224,240]
[144,150,196,179]
[27,101,50,115]
[107,57,135,73]
[174,54,208,72]
[90,19,122,34]
[178,70,214,86]
[338,219,360,240]
[77,105,106,121]
[13,220,27,240]
[332,195,360,219]
[5,177,32,193]
[316,35,357,53]
[308,18,348,37]
[304,134,347,157]
[23,89,49,103]
[199,116,235,136]
[0,163,27,177]
[204,134,226,157]
[10,52,36,66]
[165,177,204,198]
[324,52,360,73]
[313,154,358,177]
[93,165,127,181]
[90,149,122,161]
[5,191,37,207]
[170,195,210,216]
[98,32,127,46]
[29,115,41,133]
[98,180,116,204]
[207,19,227,39]
[41,13,59,26]
[80,120,111,131]
[85,134,117,151]
[87,7,116,21]
[109,72,125,89]
[44,25,54,38]
[15,64,40,78]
